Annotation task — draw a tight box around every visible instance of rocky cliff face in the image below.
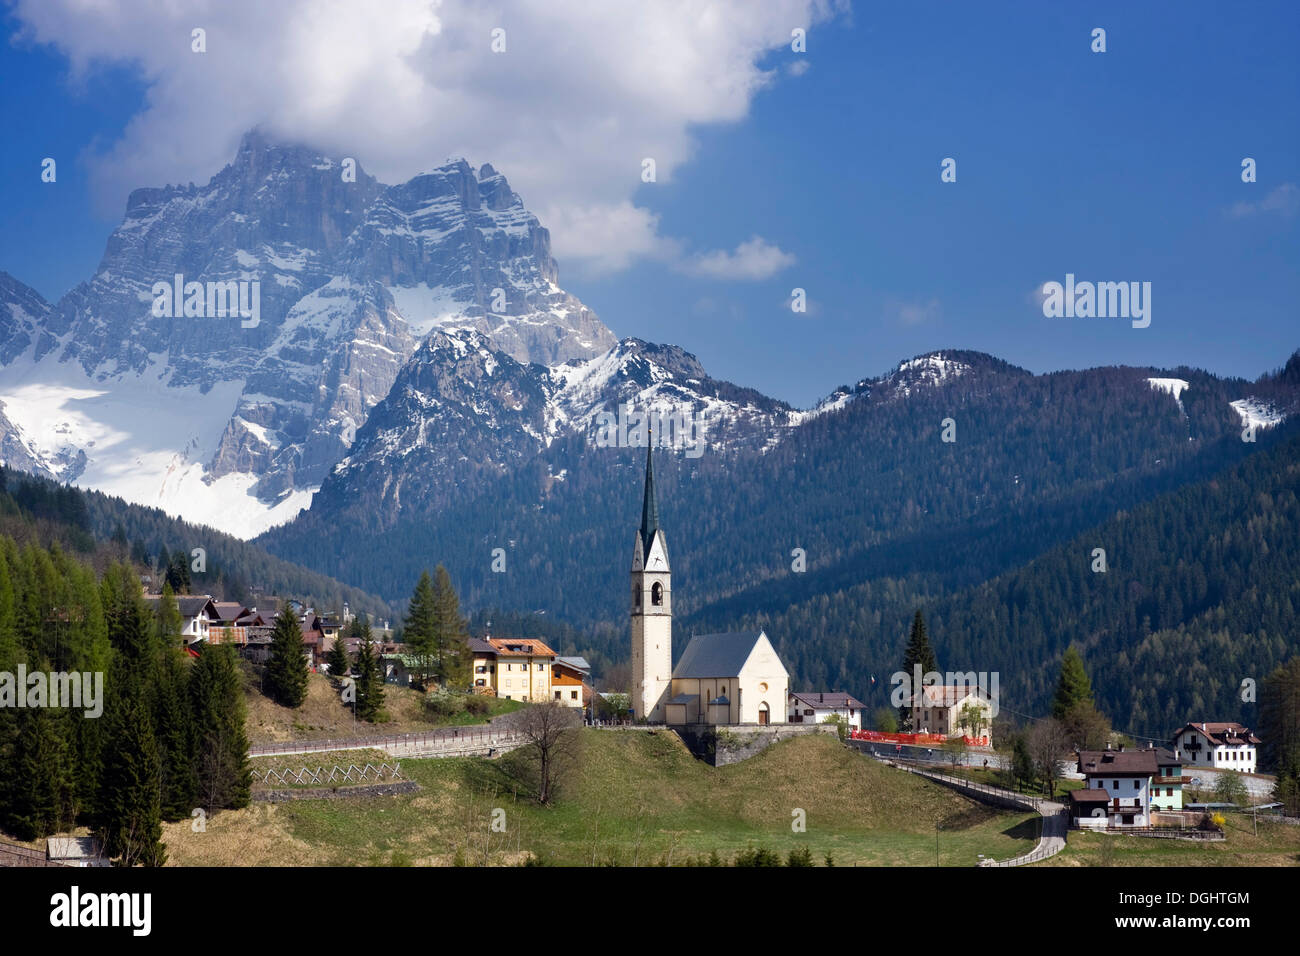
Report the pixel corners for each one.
[0,131,616,532]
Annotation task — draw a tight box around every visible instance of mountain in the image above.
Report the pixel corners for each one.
[0,131,615,536]
[311,332,797,522]
[261,347,1299,654]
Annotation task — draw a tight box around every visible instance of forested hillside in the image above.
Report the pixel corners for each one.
[708,424,1300,739]
[0,466,395,620]
[261,354,1298,708]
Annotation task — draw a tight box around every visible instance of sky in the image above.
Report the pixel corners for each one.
[1,0,1297,408]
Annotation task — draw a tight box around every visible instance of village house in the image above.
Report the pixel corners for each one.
[1150,746,1186,812]
[469,637,556,702]
[552,656,592,713]
[142,594,217,646]
[910,684,994,745]
[470,637,497,693]
[1070,746,1185,828]
[787,691,866,730]
[1171,722,1259,772]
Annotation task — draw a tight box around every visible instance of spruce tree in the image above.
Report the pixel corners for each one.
[354,620,385,722]
[190,645,251,811]
[900,610,939,729]
[97,666,166,866]
[1051,646,1094,719]
[404,570,438,688]
[432,565,471,688]
[326,630,351,678]
[154,652,197,822]
[265,604,309,707]
[5,705,75,840]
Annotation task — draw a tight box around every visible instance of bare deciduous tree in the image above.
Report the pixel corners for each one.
[513,701,581,804]
[1027,717,1073,798]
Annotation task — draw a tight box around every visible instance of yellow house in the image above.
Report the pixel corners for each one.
[471,637,556,702]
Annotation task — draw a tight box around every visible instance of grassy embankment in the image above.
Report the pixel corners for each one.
[165,731,1040,866]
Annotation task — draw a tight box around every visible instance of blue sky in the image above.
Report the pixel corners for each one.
[2,1,1296,407]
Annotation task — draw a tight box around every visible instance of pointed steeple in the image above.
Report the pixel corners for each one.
[639,442,660,554]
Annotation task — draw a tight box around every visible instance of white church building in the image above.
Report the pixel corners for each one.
[629,445,790,726]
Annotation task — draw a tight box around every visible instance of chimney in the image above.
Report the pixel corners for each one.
[819,692,824,703]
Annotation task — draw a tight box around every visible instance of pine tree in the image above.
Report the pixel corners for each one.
[265,604,309,707]
[432,565,471,688]
[189,645,251,811]
[1051,645,1094,720]
[404,570,438,688]
[154,652,196,822]
[900,610,938,729]
[4,706,75,840]
[354,619,385,722]
[97,665,166,866]
[326,630,351,678]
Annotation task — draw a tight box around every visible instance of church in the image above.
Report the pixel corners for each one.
[629,444,790,726]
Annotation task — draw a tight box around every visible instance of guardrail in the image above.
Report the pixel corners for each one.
[249,725,517,757]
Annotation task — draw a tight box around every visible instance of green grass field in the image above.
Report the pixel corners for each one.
[1039,811,1300,867]
[164,730,1040,866]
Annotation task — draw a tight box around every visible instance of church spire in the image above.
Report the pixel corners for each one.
[639,441,659,553]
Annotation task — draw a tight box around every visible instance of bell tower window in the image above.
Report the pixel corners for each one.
[651,582,663,606]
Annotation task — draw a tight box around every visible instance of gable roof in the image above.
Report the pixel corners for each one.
[468,637,495,655]
[1077,749,1159,776]
[211,601,250,623]
[1173,722,1260,746]
[912,685,990,707]
[144,594,217,620]
[672,631,766,679]
[790,691,865,710]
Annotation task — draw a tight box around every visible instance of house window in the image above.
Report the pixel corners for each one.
[1113,781,1119,789]
[555,691,561,700]
[651,582,663,606]
[571,691,578,700]
[537,663,545,671]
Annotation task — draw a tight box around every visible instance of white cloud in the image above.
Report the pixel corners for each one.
[12,0,845,275]
[889,297,941,326]
[680,236,796,280]
[1227,183,1300,219]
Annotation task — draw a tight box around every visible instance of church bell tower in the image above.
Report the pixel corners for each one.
[630,442,672,722]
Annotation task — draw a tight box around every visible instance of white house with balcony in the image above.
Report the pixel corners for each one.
[1171,722,1259,772]
[1073,747,1159,828]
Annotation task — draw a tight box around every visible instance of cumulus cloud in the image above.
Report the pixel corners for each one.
[12,0,844,275]
[1226,183,1300,219]
[679,236,796,280]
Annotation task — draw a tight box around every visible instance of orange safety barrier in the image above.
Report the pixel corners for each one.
[850,729,988,747]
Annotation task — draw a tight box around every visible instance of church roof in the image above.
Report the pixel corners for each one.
[672,631,766,679]
[668,693,699,705]
[639,443,660,555]
[708,695,730,705]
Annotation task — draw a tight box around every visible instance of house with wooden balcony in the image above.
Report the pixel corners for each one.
[1171,722,1259,773]
[1072,746,1160,827]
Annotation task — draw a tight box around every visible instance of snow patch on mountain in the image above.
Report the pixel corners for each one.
[1230,397,1286,429]
[1147,377,1190,402]
[0,352,309,537]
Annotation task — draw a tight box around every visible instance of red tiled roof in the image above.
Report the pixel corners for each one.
[488,637,556,657]
[1174,722,1260,746]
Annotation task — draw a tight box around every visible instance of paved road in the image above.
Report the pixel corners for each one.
[870,756,1068,866]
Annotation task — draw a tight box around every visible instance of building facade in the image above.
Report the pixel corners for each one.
[1171,722,1259,772]
[788,691,865,730]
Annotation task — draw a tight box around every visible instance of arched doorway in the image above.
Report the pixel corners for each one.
[758,702,770,726]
